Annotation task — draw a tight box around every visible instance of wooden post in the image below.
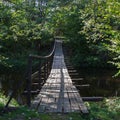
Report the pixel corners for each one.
[27,56,32,107]
[46,59,49,78]
[48,58,50,75]
[44,60,46,82]
[50,56,52,70]
[50,55,53,72]
[45,59,48,80]
[38,60,41,89]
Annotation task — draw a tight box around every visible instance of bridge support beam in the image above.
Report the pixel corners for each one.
[82,97,104,102]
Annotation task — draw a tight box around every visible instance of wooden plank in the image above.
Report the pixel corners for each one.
[54,46,63,112]
[71,85,89,114]
[53,74,61,112]
[47,68,61,112]
[72,78,84,81]
[31,82,49,109]
[44,78,57,112]
[34,71,56,111]
[82,97,104,101]
[63,83,71,113]
[62,62,79,112]
[37,81,53,112]
[56,88,64,112]
[66,86,80,112]
[62,68,71,113]
[40,90,79,93]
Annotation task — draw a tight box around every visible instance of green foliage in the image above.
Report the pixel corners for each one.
[47,0,120,71]
[81,0,120,70]
[0,96,120,120]
[1,0,119,73]
[0,91,18,107]
[0,1,53,73]
[0,106,40,120]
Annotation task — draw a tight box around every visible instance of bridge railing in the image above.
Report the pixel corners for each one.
[26,40,56,107]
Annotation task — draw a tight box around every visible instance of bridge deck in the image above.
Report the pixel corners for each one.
[32,40,88,114]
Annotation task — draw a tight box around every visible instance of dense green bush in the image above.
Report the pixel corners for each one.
[0,1,53,73]
[47,0,120,71]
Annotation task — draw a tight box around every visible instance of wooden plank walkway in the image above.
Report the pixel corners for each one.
[31,40,89,114]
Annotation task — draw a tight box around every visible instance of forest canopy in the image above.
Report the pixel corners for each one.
[0,0,120,76]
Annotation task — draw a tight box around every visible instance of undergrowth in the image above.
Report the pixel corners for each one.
[0,92,120,120]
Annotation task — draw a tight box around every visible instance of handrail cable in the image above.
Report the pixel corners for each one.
[29,40,56,59]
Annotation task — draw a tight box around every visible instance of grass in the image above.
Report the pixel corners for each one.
[0,91,18,107]
[0,92,120,120]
